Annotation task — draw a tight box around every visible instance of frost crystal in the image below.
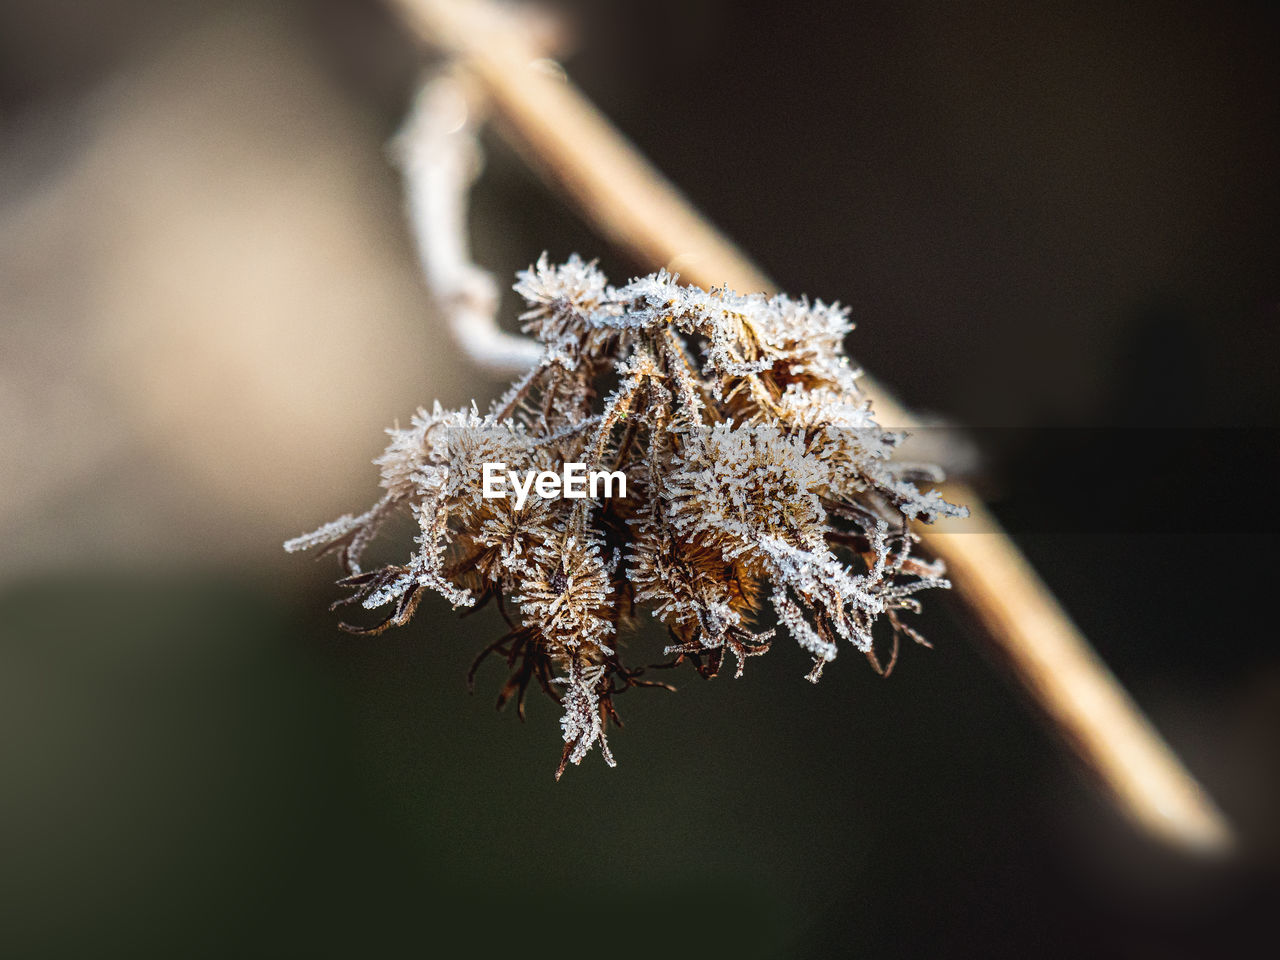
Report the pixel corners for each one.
[286,255,966,776]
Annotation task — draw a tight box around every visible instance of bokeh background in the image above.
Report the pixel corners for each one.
[1,0,1277,956]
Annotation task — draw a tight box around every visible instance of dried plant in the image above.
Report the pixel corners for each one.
[286,256,965,777]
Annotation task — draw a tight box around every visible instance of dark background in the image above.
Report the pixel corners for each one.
[1,1,1276,956]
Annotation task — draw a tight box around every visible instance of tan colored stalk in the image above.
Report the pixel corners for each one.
[387,0,1232,852]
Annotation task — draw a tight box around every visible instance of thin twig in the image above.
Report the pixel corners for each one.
[387,0,1233,853]
[394,68,541,375]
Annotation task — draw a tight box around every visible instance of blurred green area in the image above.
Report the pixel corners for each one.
[0,571,1025,956]
[5,553,1273,957]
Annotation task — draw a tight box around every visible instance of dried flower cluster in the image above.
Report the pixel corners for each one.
[286,256,966,776]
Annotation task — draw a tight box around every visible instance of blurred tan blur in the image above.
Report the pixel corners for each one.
[0,4,475,581]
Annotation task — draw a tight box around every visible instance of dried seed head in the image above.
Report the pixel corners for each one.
[286,256,966,774]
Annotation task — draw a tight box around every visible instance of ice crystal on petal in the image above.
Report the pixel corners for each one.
[555,657,616,778]
[514,533,617,656]
[287,258,966,774]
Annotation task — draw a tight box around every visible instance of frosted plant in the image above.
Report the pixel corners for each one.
[286,256,966,777]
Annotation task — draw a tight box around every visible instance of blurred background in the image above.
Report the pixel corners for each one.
[1,0,1276,956]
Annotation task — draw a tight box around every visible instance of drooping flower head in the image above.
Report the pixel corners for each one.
[286,255,966,776]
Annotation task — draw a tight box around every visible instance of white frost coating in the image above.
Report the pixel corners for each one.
[555,659,615,773]
[287,257,966,773]
[395,73,542,376]
[513,535,617,656]
[283,514,361,554]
